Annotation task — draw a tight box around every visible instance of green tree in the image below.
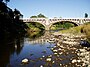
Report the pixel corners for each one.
[14,8,23,20]
[37,13,46,18]
[30,13,47,18]
[5,0,10,4]
[85,13,88,18]
[0,0,3,2]
[30,16,37,18]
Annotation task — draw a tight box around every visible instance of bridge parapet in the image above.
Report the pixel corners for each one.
[23,18,46,22]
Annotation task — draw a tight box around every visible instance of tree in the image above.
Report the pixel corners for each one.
[85,13,88,18]
[5,0,10,3]
[0,0,3,2]
[30,16,37,18]
[37,13,46,18]
[30,13,47,18]
[14,8,23,20]
[0,0,10,4]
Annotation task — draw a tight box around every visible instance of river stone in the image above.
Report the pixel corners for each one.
[51,48,54,50]
[72,59,77,63]
[46,58,51,62]
[48,55,52,57]
[79,49,86,52]
[42,55,45,57]
[40,65,43,67]
[58,48,61,50]
[22,58,29,64]
[77,60,81,62]
[57,43,60,46]
[52,61,55,63]
[53,49,58,52]
[54,53,58,55]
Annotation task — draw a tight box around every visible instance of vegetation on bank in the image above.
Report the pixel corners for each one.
[81,23,90,40]
[26,23,45,39]
[59,22,90,41]
[0,0,46,40]
[26,22,45,32]
[50,21,76,30]
[0,1,28,38]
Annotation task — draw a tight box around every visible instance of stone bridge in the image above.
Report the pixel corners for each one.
[22,18,90,30]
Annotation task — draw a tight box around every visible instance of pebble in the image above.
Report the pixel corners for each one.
[72,59,77,63]
[48,55,52,57]
[59,52,63,55]
[58,48,61,50]
[53,49,58,52]
[42,55,45,57]
[46,58,51,62]
[54,46,57,48]
[60,64,62,66]
[60,46,64,48]
[79,49,86,52]
[51,48,54,50]
[22,58,29,64]
[40,65,43,67]
[54,53,58,55]
[52,61,55,63]
[77,60,81,63]
[57,43,60,46]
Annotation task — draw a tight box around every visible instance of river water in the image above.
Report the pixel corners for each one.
[0,31,90,67]
[0,31,56,67]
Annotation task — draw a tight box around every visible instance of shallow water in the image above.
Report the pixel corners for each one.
[0,31,55,67]
[1,31,90,67]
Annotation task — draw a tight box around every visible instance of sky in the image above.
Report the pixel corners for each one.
[8,0,90,18]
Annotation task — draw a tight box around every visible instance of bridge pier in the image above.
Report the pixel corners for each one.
[45,25,50,30]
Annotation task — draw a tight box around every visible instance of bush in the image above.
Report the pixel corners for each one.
[81,23,90,39]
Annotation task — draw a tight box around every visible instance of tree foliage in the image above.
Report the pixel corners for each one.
[0,1,28,38]
[5,0,10,4]
[30,16,37,18]
[30,13,46,18]
[50,21,75,30]
[37,13,46,18]
[85,13,88,18]
[0,0,10,4]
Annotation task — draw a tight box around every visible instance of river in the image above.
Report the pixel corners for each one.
[0,31,90,67]
[0,31,56,67]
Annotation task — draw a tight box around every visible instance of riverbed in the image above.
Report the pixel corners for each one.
[0,31,90,67]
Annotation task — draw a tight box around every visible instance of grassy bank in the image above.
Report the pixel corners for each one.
[59,23,89,34]
[58,22,90,41]
[82,23,90,42]
[59,25,83,35]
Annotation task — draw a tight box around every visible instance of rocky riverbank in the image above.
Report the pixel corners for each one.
[21,33,90,67]
[37,33,90,67]
[50,33,90,67]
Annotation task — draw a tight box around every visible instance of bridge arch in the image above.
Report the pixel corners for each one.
[26,22,46,30]
[49,21,78,30]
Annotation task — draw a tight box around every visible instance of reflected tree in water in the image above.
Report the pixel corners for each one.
[0,36,24,67]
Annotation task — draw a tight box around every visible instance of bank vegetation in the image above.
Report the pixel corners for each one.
[59,22,90,41]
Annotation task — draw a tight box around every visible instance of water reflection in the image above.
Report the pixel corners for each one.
[26,30,54,44]
[26,30,45,40]
[0,31,55,67]
[0,35,24,67]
